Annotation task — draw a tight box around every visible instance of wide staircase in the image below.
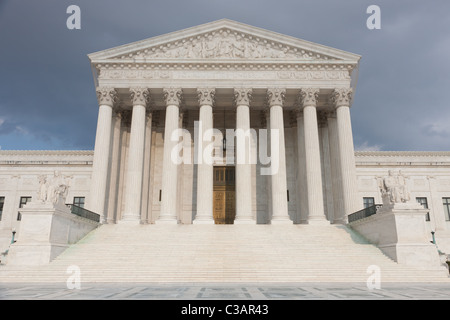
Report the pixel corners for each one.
[0,224,449,283]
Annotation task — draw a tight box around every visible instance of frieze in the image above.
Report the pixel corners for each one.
[99,69,172,80]
[98,68,351,81]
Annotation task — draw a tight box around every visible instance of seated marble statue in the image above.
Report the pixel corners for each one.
[37,171,70,205]
[378,170,411,205]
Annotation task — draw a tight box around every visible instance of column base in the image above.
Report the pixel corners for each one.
[332,218,348,225]
[155,218,178,225]
[120,213,141,224]
[270,217,293,225]
[307,218,330,226]
[234,218,255,225]
[193,218,215,225]
[118,218,141,225]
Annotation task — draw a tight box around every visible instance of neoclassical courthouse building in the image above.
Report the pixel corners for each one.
[2,20,450,266]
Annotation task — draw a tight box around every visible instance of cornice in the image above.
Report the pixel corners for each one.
[0,150,94,156]
[94,61,356,71]
[95,63,353,84]
[355,151,450,157]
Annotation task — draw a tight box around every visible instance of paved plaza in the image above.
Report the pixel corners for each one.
[2,282,450,300]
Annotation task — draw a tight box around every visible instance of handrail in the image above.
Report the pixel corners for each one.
[348,204,382,223]
[67,204,100,223]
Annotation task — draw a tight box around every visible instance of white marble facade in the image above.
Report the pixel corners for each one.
[1,20,450,253]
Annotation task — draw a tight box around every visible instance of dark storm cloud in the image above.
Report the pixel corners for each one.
[0,0,449,150]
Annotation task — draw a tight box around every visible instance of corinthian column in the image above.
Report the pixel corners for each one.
[330,88,360,220]
[327,111,345,224]
[157,88,183,224]
[88,87,117,221]
[106,110,122,223]
[299,88,328,225]
[194,88,215,224]
[121,87,150,223]
[296,110,308,224]
[267,88,290,224]
[234,88,254,224]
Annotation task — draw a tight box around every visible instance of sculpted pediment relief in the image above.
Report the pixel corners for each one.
[89,20,360,64]
[111,29,336,61]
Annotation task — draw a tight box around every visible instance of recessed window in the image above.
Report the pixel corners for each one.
[0,197,4,221]
[363,197,375,208]
[443,198,450,221]
[17,196,32,221]
[416,197,430,221]
[73,197,85,208]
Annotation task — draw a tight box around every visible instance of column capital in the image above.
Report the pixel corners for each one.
[234,88,253,106]
[329,88,353,108]
[96,87,118,107]
[130,87,151,107]
[267,88,286,107]
[197,88,216,106]
[163,87,183,106]
[298,88,320,108]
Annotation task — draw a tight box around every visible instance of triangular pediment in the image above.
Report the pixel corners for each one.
[88,19,360,63]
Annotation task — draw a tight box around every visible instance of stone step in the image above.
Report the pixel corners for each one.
[1,224,448,283]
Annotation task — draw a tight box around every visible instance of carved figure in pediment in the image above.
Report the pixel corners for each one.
[219,35,234,58]
[130,30,334,61]
[233,36,245,58]
[192,41,203,58]
[244,41,260,58]
[263,44,277,58]
[176,44,189,58]
[204,35,219,58]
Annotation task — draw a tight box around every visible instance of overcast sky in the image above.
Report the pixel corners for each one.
[0,0,449,151]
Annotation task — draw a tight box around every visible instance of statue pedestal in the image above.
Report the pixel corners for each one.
[350,202,446,271]
[7,200,99,266]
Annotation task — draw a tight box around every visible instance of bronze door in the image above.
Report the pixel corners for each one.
[213,166,236,224]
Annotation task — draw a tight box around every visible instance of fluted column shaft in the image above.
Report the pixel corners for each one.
[122,88,150,223]
[106,111,122,223]
[267,88,290,224]
[140,112,153,224]
[296,111,309,224]
[299,88,328,225]
[158,88,182,224]
[264,110,272,223]
[194,89,215,224]
[234,88,254,223]
[89,87,117,220]
[331,88,360,220]
[327,113,345,224]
